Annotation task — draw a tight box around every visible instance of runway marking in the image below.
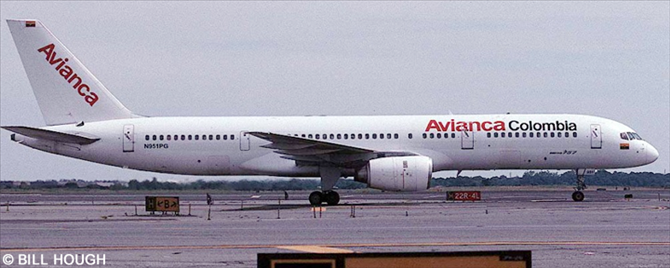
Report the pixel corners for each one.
[2,241,669,253]
[277,245,354,254]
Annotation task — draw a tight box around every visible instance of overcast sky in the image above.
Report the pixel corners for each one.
[1,1,668,182]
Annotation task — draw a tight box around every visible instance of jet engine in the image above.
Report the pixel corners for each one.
[355,156,433,191]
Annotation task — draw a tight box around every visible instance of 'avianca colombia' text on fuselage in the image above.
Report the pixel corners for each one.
[425,119,577,132]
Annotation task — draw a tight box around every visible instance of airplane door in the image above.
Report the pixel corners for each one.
[240,131,250,151]
[590,124,602,149]
[123,124,134,152]
[461,131,474,150]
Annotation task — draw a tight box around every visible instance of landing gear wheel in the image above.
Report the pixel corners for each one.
[324,191,340,206]
[572,191,585,202]
[309,191,323,206]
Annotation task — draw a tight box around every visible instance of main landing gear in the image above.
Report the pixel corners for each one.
[309,191,340,206]
[309,166,342,206]
[572,169,587,202]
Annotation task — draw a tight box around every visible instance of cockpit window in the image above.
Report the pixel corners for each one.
[620,132,629,140]
[631,132,642,140]
[624,132,643,140]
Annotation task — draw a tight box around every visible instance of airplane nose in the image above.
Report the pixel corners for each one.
[646,143,659,164]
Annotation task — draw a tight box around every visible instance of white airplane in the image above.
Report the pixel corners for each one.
[3,19,659,205]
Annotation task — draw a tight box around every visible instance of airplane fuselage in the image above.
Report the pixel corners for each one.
[14,114,657,177]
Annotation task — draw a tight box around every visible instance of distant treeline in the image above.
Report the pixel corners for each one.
[1,170,668,191]
[123,178,367,191]
[432,170,670,188]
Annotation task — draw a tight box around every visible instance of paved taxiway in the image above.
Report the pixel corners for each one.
[1,189,668,267]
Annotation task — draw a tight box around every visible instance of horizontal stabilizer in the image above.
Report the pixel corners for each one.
[2,126,100,145]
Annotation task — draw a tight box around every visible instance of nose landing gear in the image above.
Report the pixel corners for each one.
[572,169,589,202]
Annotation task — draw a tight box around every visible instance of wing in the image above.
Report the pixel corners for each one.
[249,132,414,167]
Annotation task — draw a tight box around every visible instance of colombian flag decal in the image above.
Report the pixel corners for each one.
[620,143,630,150]
[25,21,36,27]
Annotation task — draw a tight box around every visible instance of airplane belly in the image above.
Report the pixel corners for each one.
[239,153,319,176]
[495,149,523,169]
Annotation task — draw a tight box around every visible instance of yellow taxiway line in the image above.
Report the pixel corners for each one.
[277,245,354,254]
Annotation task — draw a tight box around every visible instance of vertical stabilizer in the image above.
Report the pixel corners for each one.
[7,19,134,125]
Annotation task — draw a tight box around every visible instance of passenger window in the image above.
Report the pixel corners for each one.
[394,133,398,139]
[550,132,555,138]
[216,135,220,140]
[195,135,199,140]
[501,132,506,138]
[323,134,328,140]
[487,133,491,138]
[202,135,207,140]
[515,132,519,138]
[379,133,384,139]
[188,135,192,140]
[557,132,562,138]
[572,132,577,138]
[437,133,441,139]
[308,134,313,139]
[344,134,348,139]
[181,135,186,140]
[429,133,434,139]
[223,135,228,140]
[408,133,413,139]
[337,134,342,139]
[529,132,534,138]
[152,135,157,141]
[388,134,392,139]
[543,132,548,138]
[494,132,499,138]
[231,135,235,140]
[522,133,526,138]
[316,134,320,139]
[565,132,569,138]
[365,134,369,139]
[167,135,171,141]
[174,135,178,141]
[301,134,306,138]
[330,134,335,139]
[372,134,377,139]
[537,132,541,138]
[351,133,355,139]
[209,135,213,140]
[422,133,427,139]
[451,133,455,138]
[358,134,363,139]
[145,135,150,141]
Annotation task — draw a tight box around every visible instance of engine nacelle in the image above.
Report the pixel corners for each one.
[355,156,433,191]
